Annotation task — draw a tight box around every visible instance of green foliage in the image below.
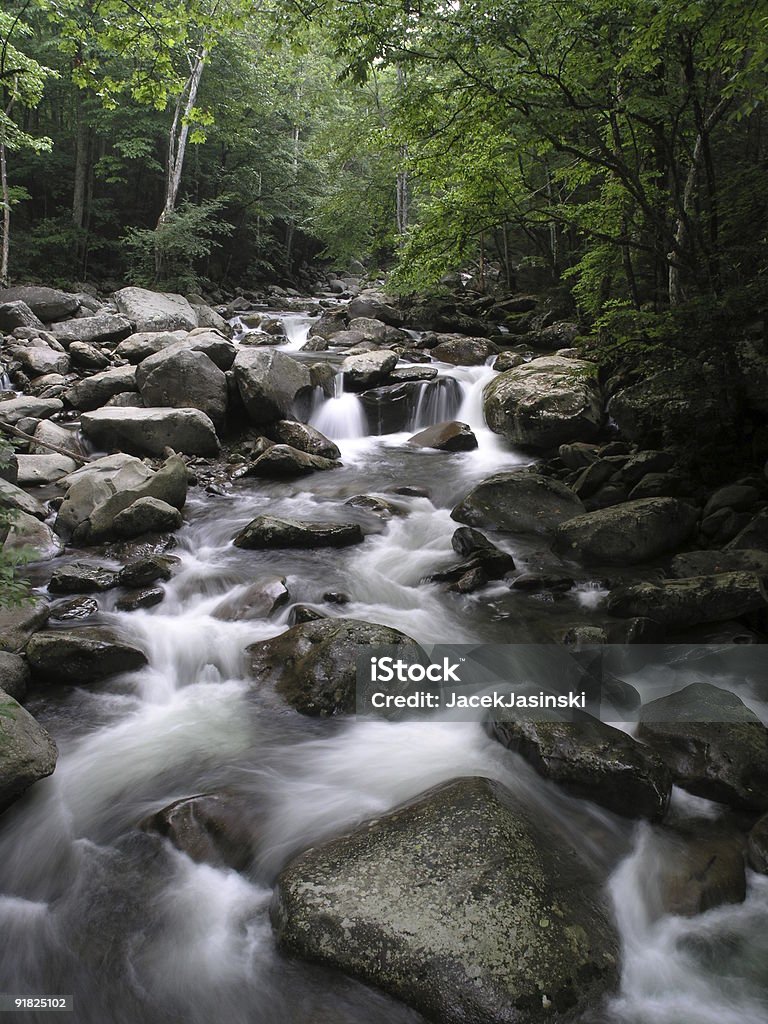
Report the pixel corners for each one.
[0,443,31,610]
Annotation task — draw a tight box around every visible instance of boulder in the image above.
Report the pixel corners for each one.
[0,689,57,811]
[268,420,341,460]
[483,356,602,449]
[49,313,133,347]
[432,335,496,365]
[347,290,403,326]
[0,477,46,520]
[113,287,198,332]
[115,588,164,612]
[0,300,44,332]
[15,454,78,486]
[272,777,619,1024]
[135,347,228,428]
[80,407,219,457]
[341,350,398,390]
[0,598,50,653]
[651,825,747,917]
[0,652,30,702]
[638,683,768,811]
[606,573,768,628]
[118,555,176,589]
[494,351,526,372]
[726,509,768,552]
[114,330,189,363]
[0,396,62,425]
[242,444,339,477]
[408,420,478,452]
[68,341,110,370]
[213,577,290,621]
[233,349,313,424]
[553,498,697,565]
[234,515,363,550]
[748,813,768,873]
[140,792,257,870]
[64,364,138,411]
[9,344,70,377]
[452,472,585,536]
[247,617,417,715]
[3,510,63,560]
[112,497,183,537]
[48,562,120,594]
[486,713,671,821]
[26,627,148,684]
[32,420,86,459]
[49,597,99,621]
[0,285,79,321]
[668,549,768,578]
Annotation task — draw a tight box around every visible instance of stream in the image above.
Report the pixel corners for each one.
[1,309,768,1024]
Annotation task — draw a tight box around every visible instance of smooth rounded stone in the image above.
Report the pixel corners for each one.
[346,316,389,342]
[748,813,768,873]
[451,526,500,559]
[483,356,602,449]
[3,510,63,560]
[190,304,230,334]
[389,366,438,383]
[213,577,290,621]
[115,587,165,612]
[606,616,666,644]
[618,450,675,485]
[114,330,189,363]
[0,396,63,425]
[0,285,79,321]
[341,350,398,390]
[272,776,619,1023]
[359,380,423,433]
[15,454,78,486]
[650,824,747,917]
[26,627,148,684]
[81,407,219,458]
[324,329,367,350]
[140,792,258,870]
[104,392,145,409]
[308,307,349,340]
[606,572,768,629]
[554,497,697,565]
[112,496,183,538]
[49,562,120,594]
[309,362,336,396]
[135,348,227,428]
[408,420,478,452]
[299,336,328,352]
[49,313,132,347]
[49,597,99,621]
[0,477,46,519]
[0,652,30,702]
[0,299,44,332]
[452,471,585,536]
[64,364,138,411]
[268,420,340,460]
[247,617,419,716]
[234,515,363,550]
[0,688,57,811]
[510,571,574,592]
[67,341,110,370]
[288,604,326,625]
[487,714,671,820]
[601,673,642,713]
[347,289,403,326]
[9,344,70,377]
[118,555,176,589]
[726,508,768,552]
[323,591,349,604]
[431,335,496,365]
[344,494,404,519]
[32,419,86,459]
[562,625,608,646]
[243,444,340,478]
[113,286,198,333]
[627,472,685,500]
[494,351,526,372]
[0,598,50,653]
[638,682,768,812]
[233,348,313,424]
[703,484,760,517]
[558,442,600,470]
[669,549,768,577]
[571,460,616,501]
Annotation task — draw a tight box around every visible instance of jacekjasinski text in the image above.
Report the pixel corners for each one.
[369,691,587,709]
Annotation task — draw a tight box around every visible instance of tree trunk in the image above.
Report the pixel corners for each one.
[72,93,90,230]
[0,141,9,287]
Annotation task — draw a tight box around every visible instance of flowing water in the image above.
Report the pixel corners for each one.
[1,314,767,1023]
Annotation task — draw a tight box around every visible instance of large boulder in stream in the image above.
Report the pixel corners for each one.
[553,497,697,565]
[81,407,219,457]
[347,289,403,327]
[0,285,79,322]
[113,286,198,333]
[452,471,585,536]
[431,335,497,365]
[243,444,340,477]
[606,572,768,628]
[26,627,148,684]
[233,348,313,424]
[247,617,417,716]
[483,356,602,449]
[49,313,133,347]
[638,683,768,812]
[341,350,398,390]
[272,777,620,1023]
[140,791,258,870]
[64,364,138,411]
[0,688,57,811]
[234,514,362,550]
[136,347,228,428]
[267,420,340,460]
[409,420,478,452]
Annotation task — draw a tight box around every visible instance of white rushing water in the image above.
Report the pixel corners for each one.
[1,310,766,1024]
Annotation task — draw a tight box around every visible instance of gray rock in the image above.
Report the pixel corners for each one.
[242,444,339,477]
[0,689,57,811]
[118,555,176,589]
[341,350,398,390]
[645,823,747,917]
[487,713,671,821]
[638,683,768,811]
[233,349,313,424]
[15,454,78,486]
[484,356,602,449]
[114,330,189,363]
[0,652,30,701]
[140,792,257,870]
[268,420,340,460]
[49,313,132,347]
[64,364,138,411]
[0,396,63,425]
[554,498,697,565]
[726,508,768,552]
[81,407,219,457]
[32,420,86,459]
[68,341,111,370]
[9,344,70,377]
[272,777,619,1024]
[748,813,768,873]
[606,572,768,628]
[0,300,44,332]
[703,485,760,517]
[0,477,46,519]
[136,347,228,428]
[234,515,363,550]
[494,351,526,372]
[3,510,63,560]
[0,598,50,653]
[432,335,496,365]
[113,287,198,332]
[409,420,478,452]
[112,496,183,537]
[50,597,99,621]
[247,617,417,715]
[0,286,79,321]
[213,577,290,621]
[452,472,585,536]
[48,562,120,594]
[115,587,165,612]
[26,627,148,684]
[347,290,403,326]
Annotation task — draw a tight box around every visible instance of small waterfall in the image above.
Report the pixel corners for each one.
[409,378,463,430]
[309,373,367,440]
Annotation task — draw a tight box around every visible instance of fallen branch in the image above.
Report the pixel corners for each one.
[0,418,90,466]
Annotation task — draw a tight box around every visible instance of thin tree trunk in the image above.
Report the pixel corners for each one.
[0,141,9,287]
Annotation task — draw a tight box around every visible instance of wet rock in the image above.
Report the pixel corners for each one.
[81,407,219,458]
[559,442,600,470]
[242,444,340,478]
[118,555,176,589]
[68,341,111,370]
[606,617,666,644]
[32,420,86,460]
[0,477,46,519]
[484,356,602,449]
[64,364,138,411]
[233,348,313,424]
[344,494,403,519]
[0,598,50,653]
[726,509,768,552]
[26,627,148,684]
[390,366,437,382]
[115,587,164,612]
[431,335,496,365]
[272,777,619,1024]
[341,350,398,390]
[49,597,99,621]
[140,792,258,870]
[638,683,768,812]
[510,571,574,592]
[212,577,290,620]
[15,454,78,486]
[112,496,183,537]
[487,714,671,821]
[49,562,120,594]
[136,348,228,428]
[0,652,30,702]
[651,824,747,917]
[452,471,585,536]
[562,625,608,645]
[703,484,761,517]
[308,362,336,397]
[234,515,363,550]
[408,420,478,452]
[0,688,57,812]
[628,472,685,500]
[669,549,768,578]
[0,286,79,321]
[9,344,70,377]
[49,313,132,347]
[113,287,198,333]
[347,290,403,327]
[606,572,768,629]
[748,813,768,873]
[554,497,697,565]
[494,351,526,372]
[601,674,642,714]
[289,604,326,625]
[3,510,63,560]
[268,420,340,460]
[247,617,417,716]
